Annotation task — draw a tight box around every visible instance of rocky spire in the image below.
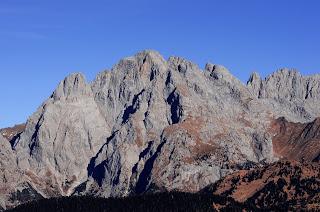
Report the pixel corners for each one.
[52,73,93,101]
[14,72,110,197]
[204,63,235,82]
[247,71,262,97]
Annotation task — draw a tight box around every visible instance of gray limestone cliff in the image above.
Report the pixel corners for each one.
[1,50,320,210]
[14,73,110,198]
[247,68,320,122]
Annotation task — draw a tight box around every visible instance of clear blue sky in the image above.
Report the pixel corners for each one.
[0,0,320,128]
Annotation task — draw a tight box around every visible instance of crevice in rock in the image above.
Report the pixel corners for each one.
[88,146,122,188]
[91,161,107,187]
[130,141,154,185]
[165,71,172,86]
[150,65,158,81]
[87,131,118,177]
[167,88,183,124]
[72,180,88,195]
[134,139,166,194]
[258,80,263,98]
[122,89,145,124]
[177,64,187,74]
[10,131,23,150]
[29,114,44,156]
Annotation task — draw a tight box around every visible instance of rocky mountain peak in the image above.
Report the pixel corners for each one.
[113,50,167,78]
[1,50,320,210]
[168,56,200,76]
[12,71,110,199]
[203,63,245,92]
[247,71,261,84]
[204,63,232,80]
[248,68,305,100]
[270,67,299,77]
[135,50,166,64]
[246,68,320,123]
[247,71,262,97]
[52,72,92,101]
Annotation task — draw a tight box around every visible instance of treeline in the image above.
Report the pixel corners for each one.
[8,192,218,212]
[7,190,316,212]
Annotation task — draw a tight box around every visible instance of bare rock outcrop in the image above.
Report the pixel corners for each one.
[0,134,17,209]
[14,73,110,197]
[247,68,320,122]
[1,50,320,210]
[0,135,43,210]
[75,51,275,197]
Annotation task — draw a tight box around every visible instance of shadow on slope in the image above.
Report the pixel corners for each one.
[7,193,218,212]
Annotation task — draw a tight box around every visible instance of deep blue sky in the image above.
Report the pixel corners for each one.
[0,0,320,128]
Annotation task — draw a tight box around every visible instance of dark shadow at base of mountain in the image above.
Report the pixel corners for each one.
[7,193,215,212]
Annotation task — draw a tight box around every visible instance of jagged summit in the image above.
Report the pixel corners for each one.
[204,63,237,82]
[247,71,260,84]
[122,49,165,62]
[52,72,92,101]
[113,50,166,76]
[247,67,320,103]
[1,50,320,210]
[135,49,166,63]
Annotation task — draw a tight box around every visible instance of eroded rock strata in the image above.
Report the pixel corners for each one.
[1,50,320,210]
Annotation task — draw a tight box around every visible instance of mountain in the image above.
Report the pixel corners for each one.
[1,50,320,210]
[14,73,110,197]
[247,69,320,123]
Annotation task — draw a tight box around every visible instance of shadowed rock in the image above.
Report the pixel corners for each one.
[2,50,320,210]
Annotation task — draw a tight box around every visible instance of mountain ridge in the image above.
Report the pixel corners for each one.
[1,50,320,210]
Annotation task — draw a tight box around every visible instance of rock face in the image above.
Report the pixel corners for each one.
[0,135,43,210]
[0,134,17,209]
[247,69,320,122]
[75,51,275,197]
[1,50,320,210]
[248,69,320,101]
[14,73,110,197]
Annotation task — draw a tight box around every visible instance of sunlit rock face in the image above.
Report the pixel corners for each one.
[247,68,320,122]
[73,50,278,197]
[2,50,320,210]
